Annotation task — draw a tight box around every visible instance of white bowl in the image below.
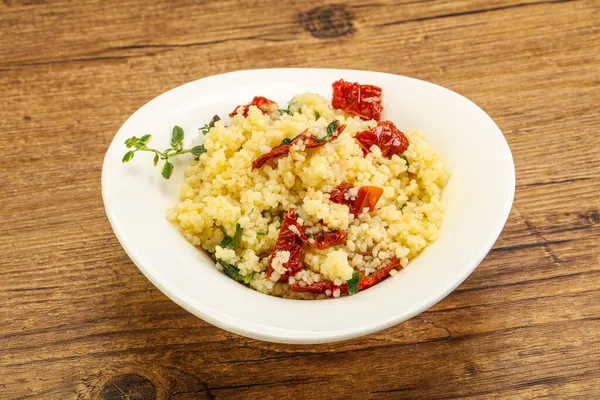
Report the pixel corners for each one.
[102,68,515,344]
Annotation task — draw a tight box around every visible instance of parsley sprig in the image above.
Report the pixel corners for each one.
[347,271,361,295]
[217,259,255,286]
[314,119,339,143]
[219,223,243,250]
[122,125,206,179]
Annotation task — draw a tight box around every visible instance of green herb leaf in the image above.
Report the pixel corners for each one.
[256,232,268,236]
[219,223,243,250]
[171,126,184,147]
[314,111,321,120]
[218,259,241,280]
[243,271,256,285]
[162,161,174,179]
[400,154,409,167]
[281,134,300,145]
[347,271,361,295]
[153,153,159,166]
[140,134,152,144]
[191,145,207,156]
[122,151,135,163]
[327,119,339,135]
[200,115,221,134]
[124,137,135,148]
[208,115,220,128]
[217,259,254,287]
[312,119,340,143]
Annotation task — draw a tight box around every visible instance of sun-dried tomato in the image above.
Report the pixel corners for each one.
[251,143,292,170]
[355,121,409,158]
[330,181,384,216]
[265,209,305,281]
[229,96,278,118]
[251,123,346,170]
[332,79,383,121]
[290,281,349,296]
[306,230,347,250]
[291,257,401,296]
[359,257,401,290]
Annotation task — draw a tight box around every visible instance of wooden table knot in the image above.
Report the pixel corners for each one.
[299,5,355,39]
[101,373,157,400]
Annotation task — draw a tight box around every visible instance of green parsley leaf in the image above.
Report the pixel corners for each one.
[218,259,241,280]
[281,134,300,145]
[400,154,410,167]
[162,161,174,179]
[191,145,207,156]
[153,153,159,166]
[314,111,321,120]
[327,119,339,135]
[171,125,184,147]
[347,271,361,295]
[122,151,135,163]
[243,271,256,285]
[313,119,339,143]
[219,223,243,250]
[217,259,254,287]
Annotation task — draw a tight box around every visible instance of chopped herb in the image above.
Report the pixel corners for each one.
[314,111,321,120]
[314,119,339,143]
[327,119,339,135]
[347,271,361,295]
[200,115,221,135]
[122,126,204,179]
[217,259,254,287]
[219,223,243,250]
[281,134,301,145]
[400,154,409,167]
[243,271,256,285]
[256,232,268,236]
[278,107,292,115]
[308,233,315,239]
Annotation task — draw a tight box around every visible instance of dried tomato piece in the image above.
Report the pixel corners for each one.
[251,123,346,170]
[290,281,349,296]
[265,209,305,281]
[359,257,401,290]
[329,181,354,204]
[229,96,278,118]
[306,230,347,250]
[251,143,292,170]
[355,121,409,158]
[330,181,384,216]
[332,79,383,121]
[290,281,333,294]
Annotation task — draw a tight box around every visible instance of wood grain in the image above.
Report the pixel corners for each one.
[1,0,599,398]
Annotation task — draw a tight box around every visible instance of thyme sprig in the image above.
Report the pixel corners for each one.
[122,125,206,179]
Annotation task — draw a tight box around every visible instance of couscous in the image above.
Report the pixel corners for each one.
[159,80,447,299]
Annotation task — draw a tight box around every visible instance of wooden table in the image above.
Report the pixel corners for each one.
[1,0,599,398]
